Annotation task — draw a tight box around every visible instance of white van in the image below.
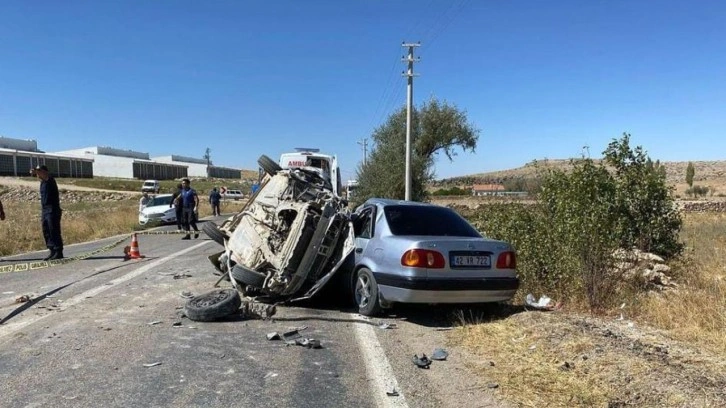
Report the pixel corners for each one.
[279,148,342,196]
[141,180,160,193]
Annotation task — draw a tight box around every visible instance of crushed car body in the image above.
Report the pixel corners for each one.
[205,155,354,301]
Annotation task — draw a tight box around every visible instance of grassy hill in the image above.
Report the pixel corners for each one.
[436,158,726,197]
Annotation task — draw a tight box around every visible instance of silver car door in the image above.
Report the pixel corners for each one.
[354,205,376,263]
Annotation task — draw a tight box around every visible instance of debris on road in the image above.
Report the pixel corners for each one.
[525,293,562,311]
[386,389,400,397]
[180,291,194,298]
[294,338,322,349]
[142,362,162,368]
[15,294,31,303]
[412,354,432,369]
[431,348,448,361]
[240,301,276,320]
[282,329,302,345]
[147,321,162,326]
[173,273,193,280]
[433,327,453,331]
[268,328,323,348]
[378,322,397,329]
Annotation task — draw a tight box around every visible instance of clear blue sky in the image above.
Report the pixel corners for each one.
[1,0,724,181]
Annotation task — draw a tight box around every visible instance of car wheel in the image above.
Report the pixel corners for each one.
[231,264,267,288]
[258,154,282,176]
[202,222,227,247]
[354,267,381,316]
[184,289,241,322]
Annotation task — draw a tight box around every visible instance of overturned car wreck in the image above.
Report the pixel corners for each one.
[204,155,355,302]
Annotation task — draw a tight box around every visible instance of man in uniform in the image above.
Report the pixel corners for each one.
[31,165,64,260]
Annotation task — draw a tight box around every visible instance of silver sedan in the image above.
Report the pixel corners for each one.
[351,198,520,316]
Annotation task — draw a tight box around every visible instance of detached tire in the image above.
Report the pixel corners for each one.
[355,267,381,316]
[203,222,227,247]
[258,154,282,176]
[185,289,241,322]
[231,265,266,288]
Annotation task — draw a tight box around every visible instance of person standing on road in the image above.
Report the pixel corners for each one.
[179,178,200,240]
[139,192,151,212]
[31,165,64,260]
[170,183,183,231]
[209,187,221,216]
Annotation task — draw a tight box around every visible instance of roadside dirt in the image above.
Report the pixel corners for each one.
[0,177,137,194]
[452,309,725,407]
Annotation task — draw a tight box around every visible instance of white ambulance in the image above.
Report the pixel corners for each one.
[279,148,342,197]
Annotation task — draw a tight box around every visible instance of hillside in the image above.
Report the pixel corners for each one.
[438,159,726,196]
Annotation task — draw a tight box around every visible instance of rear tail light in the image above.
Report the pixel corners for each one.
[496,251,517,269]
[401,249,445,268]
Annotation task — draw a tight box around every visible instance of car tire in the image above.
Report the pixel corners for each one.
[355,267,381,316]
[258,154,282,176]
[184,289,241,322]
[202,222,227,247]
[231,264,267,288]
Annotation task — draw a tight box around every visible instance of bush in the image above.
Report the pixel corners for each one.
[468,134,682,311]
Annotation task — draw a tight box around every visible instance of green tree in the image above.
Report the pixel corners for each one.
[470,133,682,310]
[355,98,479,202]
[686,161,695,188]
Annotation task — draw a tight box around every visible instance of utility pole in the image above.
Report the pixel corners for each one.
[357,138,368,166]
[402,41,420,201]
[204,147,211,178]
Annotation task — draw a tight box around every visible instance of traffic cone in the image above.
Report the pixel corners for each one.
[127,233,144,259]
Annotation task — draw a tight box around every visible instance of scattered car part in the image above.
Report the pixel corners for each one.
[431,348,448,361]
[412,354,432,369]
[184,289,241,322]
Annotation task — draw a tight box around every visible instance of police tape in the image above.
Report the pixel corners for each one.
[0,229,204,275]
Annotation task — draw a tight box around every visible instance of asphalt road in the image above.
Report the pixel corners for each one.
[0,218,503,408]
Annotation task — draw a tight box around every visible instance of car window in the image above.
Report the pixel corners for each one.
[383,205,481,237]
[354,207,374,239]
[147,195,172,206]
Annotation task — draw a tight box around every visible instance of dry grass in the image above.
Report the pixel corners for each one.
[0,199,140,256]
[449,212,726,407]
[632,212,726,353]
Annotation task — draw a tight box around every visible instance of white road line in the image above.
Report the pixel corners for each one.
[0,241,209,340]
[352,314,409,408]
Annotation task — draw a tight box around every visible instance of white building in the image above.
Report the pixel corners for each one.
[0,136,93,177]
[56,146,187,180]
[153,155,242,179]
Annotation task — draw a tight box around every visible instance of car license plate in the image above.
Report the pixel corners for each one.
[452,255,490,267]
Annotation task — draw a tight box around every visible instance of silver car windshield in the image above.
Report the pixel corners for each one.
[383,205,481,237]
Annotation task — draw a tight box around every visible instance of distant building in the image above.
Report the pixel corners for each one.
[153,155,242,179]
[471,184,506,196]
[55,146,187,180]
[0,136,93,178]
